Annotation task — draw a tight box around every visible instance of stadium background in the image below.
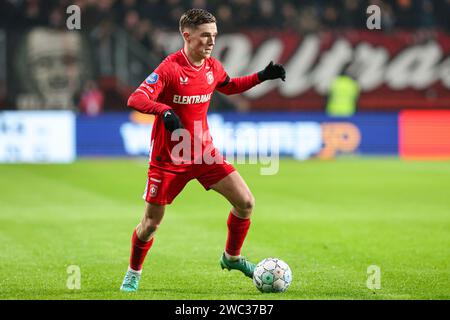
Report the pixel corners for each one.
[0,0,449,300]
[1,0,450,160]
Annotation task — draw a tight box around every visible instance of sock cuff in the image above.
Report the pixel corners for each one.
[132,229,154,249]
[228,211,251,225]
[127,266,142,274]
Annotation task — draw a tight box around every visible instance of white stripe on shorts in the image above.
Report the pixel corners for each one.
[142,178,149,200]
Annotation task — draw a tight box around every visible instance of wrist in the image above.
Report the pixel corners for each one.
[257,71,266,82]
[162,107,172,115]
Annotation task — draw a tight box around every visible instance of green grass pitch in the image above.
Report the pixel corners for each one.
[0,158,449,300]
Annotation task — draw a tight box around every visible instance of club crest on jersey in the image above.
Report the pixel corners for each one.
[145,72,159,84]
[206,71,214,85]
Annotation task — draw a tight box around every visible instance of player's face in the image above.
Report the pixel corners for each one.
[185,23,218,59]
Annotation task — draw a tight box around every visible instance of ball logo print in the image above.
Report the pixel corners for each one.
[253,258,292,293]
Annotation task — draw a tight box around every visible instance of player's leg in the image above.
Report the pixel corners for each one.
[121,167,191,292]
[209,171,256,278]
[136,202,165,241]
[210,170,255,219]
[210,170,255,252]
[120,203,165,292]
[131,202,165,271]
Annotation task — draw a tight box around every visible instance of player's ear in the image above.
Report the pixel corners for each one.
[182,30,190,42]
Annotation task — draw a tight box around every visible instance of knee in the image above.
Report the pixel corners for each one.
[246,194,256,211]
[236,193,255,214]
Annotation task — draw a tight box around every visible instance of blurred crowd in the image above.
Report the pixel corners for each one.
[1,0,449,67]
[1,0,449,114]
[2,0,450,36]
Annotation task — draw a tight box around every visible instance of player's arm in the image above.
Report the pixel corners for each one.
[127,70,183,132]
[127,91,171,115]
[216,61,286,95]
[127,70,171,115]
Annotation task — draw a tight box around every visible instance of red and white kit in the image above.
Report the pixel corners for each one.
[128,49,261,204]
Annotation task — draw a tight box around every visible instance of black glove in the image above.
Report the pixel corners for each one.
[163,109,183,132]
[257,61,286,82]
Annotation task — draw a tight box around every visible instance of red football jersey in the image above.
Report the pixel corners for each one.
[130,48,260,172]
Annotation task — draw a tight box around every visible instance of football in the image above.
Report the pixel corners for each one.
[253,258,292,293]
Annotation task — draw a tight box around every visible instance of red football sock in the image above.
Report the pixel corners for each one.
[129,229,154,271]
[225,211,251,256]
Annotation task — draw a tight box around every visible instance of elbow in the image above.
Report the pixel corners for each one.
[127,93,137,110]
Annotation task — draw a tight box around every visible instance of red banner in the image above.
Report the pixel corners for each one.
[214,30,450,111]
[399,110,450,159]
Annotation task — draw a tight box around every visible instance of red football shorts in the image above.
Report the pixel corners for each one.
[142,161,236,205]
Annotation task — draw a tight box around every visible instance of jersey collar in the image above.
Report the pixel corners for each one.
[181,49,205,71]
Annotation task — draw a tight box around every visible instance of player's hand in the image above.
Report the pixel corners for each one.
[258,61,286,82]
[163,109,184,133]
